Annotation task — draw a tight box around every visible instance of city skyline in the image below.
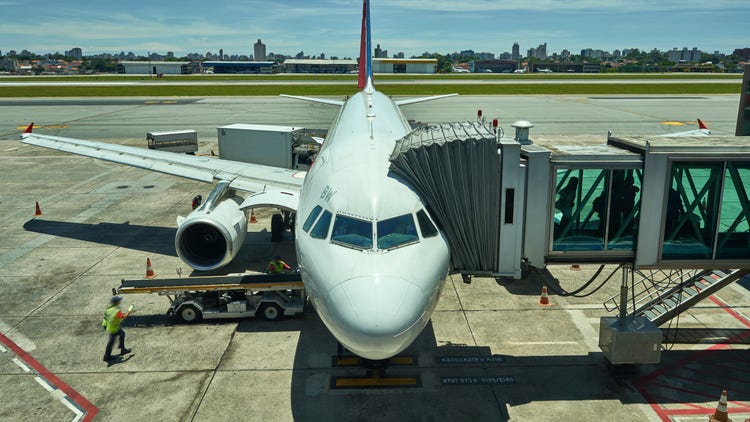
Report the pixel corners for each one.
[2,0,748,58]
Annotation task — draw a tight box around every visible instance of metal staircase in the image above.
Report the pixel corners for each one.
[604,268,750,326]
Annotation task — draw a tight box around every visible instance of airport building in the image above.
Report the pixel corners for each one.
[371,58,437,74]
[283,59,357,74]
[203,61,275,74]
[530,62,601,73]
[116,61,196,75]
[469,59,518,73]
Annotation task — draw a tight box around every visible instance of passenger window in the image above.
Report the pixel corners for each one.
[416,210,438,238]
[331,215,373,249]
[310,210,332,239]
[302,205,322,233]
[378,214,419,249]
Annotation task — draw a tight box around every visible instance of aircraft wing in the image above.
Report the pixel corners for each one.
[20,130,304,194]
[395,93,458,106]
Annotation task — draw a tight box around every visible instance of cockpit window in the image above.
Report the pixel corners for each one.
[302,205,322,233]
[416,209,438,238]
[331,215,373,249]
[377,214,419,249]
[310,210,332,239]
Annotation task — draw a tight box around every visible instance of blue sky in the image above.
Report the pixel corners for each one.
[2,0,747,58]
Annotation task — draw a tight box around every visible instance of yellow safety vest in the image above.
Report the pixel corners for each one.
[103,305,123,334]
[268,260,285,274]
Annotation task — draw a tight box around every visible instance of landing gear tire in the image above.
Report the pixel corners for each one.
[258,303,283,321]
[179,304,202,323]
[271,213,284,242]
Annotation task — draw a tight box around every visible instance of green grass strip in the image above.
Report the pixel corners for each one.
[0,82,740,97]
[0,73,742,82]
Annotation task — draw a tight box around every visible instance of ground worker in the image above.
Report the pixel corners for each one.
[102,296,133,362]
[267,256,291,274]
[191,194,202,210]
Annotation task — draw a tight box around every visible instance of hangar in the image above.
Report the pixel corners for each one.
[203,61,275,74]
[283,59,357,74]
[116,61,195,75]
[372,58,437,74]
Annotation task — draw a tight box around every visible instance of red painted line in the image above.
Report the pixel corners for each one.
[709,296,750,329]
[634,294,750,421]
[0,331,98,421]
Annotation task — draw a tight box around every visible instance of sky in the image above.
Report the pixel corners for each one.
[1,0,748,58]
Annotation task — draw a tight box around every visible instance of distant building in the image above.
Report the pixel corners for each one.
[512,42,520,60]
[254,39,266,61]
[668,47,701,63]
[534,43,547,60]
[65,47,82,59]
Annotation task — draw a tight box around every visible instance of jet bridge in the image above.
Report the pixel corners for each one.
[390,124,750,277]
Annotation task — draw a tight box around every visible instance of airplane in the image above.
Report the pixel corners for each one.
[452,66,470,73]
[513,68,527,74]
[657,118,711,137]
[20,0,457,361]
[536,68,553,73]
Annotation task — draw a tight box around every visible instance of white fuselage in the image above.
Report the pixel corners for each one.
[295,87,451,360]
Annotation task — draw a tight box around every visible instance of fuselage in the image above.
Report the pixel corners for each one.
[295,86,451,360]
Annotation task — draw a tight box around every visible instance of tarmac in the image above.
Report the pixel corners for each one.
[0,95,749,421]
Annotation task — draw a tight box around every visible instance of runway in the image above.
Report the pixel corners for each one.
[1,94,748,421]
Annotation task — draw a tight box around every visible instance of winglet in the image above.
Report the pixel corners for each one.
[697,118,708,130]
[357,0,372,90]
[24,122,34,133]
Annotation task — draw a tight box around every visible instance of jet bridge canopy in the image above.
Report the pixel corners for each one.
[389,122,500,272]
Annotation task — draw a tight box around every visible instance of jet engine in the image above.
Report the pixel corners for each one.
[175,181,248,271]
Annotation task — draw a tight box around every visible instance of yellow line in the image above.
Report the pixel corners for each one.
[660,121,685,126]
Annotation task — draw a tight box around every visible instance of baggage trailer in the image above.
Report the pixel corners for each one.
[115,272,305,323]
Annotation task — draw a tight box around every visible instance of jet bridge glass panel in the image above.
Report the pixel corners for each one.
[662,161,750,260]
[552,168,641,253]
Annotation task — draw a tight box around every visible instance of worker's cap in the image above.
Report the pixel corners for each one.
[274,255,282,260]
[110,295,122,303]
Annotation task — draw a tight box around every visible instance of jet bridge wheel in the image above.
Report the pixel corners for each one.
[178,304,202,323]
[258,303,283,321]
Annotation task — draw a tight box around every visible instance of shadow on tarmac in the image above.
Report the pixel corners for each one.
[280,312,750,421]
[23,219,177,256]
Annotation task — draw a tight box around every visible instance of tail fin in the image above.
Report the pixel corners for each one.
[697,118,708,130]
[357,0,372,90]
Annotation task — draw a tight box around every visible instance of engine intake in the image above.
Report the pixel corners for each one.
[176,192,248,271]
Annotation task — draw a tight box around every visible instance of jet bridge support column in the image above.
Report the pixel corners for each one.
[497,138,526,279]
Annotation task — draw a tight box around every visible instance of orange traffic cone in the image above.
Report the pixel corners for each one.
[539,286,551,306]
[709,390,731,422]
[570,264,581,271]
[250,210,257,223]
[34,202,43,216]
[144,258,157,279]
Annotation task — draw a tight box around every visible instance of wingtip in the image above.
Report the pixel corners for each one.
[697,118,708,130]
[24,122,34,133]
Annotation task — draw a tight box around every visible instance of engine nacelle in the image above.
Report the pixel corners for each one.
[175,195,248,271]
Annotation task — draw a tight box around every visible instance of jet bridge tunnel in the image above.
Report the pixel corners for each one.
[389,124,750,278]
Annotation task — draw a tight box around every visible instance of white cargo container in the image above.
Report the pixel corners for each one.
[146,130,198,154]
[217,123,319,170]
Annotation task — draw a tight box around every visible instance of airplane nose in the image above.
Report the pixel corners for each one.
[328,276,426,358]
